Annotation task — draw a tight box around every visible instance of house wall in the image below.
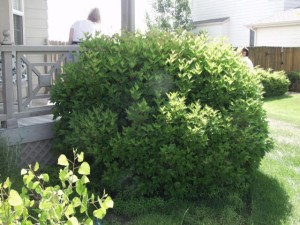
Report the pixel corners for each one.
[284,0,300,10]
[0,0,14,41]
[191,0,294,47]
[256,25,300,47]
[194,21,230,38]
[24,0,48,45]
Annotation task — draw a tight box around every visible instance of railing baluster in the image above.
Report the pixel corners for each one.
[1,30,18,128]
[16,52,23,112]
[1,30,80,127]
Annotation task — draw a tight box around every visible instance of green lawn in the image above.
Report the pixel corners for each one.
[250,93,300,225]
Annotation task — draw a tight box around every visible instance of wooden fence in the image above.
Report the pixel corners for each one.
[248,47,300,73]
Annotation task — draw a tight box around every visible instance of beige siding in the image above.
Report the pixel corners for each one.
[256,25,300,47]
[191,0,285,47]
[24,0,48,45]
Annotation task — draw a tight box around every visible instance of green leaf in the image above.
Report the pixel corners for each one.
[8,189,23,206]
[58,154,69,166]
[3,177,10,189]
[80,192,88,213]
[21,169,28,175]
[103,196,114,209]
[59,169,69,182]
[65,204,75,217]
[76,180,85,195]
[32,181,40,189]
[84,218,93,225]
[39,201,52,210]
[77,152,84,162]
[42,173,49,182]
[34,162,39,171]
[69,174,79,183]
[72,197,81,208]
[93,207,107,219]
[82,175,90,184]
[30,200,35,207]
[78,162,90,175]
[67,216,79,225]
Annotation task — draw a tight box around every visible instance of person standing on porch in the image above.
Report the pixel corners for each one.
[68,8,101,45]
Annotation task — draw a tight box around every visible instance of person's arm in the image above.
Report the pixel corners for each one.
[69,28,74,44]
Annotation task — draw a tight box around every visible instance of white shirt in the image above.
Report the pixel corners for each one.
[242,57,254,69]
[71,20,97,42]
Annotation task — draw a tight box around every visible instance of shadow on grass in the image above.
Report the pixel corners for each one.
[251,171,292,225]
[263,93,293,103]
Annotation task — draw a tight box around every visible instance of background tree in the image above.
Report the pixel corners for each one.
[146,0,193,31]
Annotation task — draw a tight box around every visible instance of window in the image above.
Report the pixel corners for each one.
[13,14,23,45]
[249,30,255,47]
[12,0,24,45]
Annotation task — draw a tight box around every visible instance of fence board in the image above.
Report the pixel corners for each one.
[248,47,300,73]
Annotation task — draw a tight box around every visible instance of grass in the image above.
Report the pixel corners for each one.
[250,93,300,225]
[107,195,248,225]
[0,138,23,190]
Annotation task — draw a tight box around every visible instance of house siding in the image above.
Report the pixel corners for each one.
[284,0,300,10]
[194,20,230,38]
[24,0,48,45]
[191,0,286,46]
[256,25,300,47]
[0,0,14,41]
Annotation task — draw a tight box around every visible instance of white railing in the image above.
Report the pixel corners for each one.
[0,30,79,128]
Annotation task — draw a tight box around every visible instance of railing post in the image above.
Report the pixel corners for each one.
[121,0,135,35]
[1,29,18,128]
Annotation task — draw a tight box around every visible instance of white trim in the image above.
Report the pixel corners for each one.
[248,20,300,29]
[12,9,24,17]
[12,0,24,13]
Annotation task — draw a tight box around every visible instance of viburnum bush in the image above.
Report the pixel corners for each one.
[254,68,290,97]
[287,71,300,92]
[51,31,273,199]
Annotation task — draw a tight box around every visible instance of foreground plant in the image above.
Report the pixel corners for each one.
[0,150,113,224]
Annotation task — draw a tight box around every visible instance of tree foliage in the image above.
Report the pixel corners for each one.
[146,0,192,31]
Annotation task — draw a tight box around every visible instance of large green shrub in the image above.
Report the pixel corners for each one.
[254,68,290,97]
[287,71,300,92]
[51,31,272,199]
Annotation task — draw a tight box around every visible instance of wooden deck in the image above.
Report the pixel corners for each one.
[18,114,54,127]
[0,114,56,145]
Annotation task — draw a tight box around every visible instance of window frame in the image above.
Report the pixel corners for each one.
[12,0,25,45]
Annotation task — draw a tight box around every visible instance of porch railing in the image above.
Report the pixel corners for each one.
[0,30,79,128]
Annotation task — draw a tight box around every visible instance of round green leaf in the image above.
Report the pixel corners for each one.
[8,190,23,206]
[67,216,79,225]
[78,162,90,175]
[58,154,69,166]
[21,169,28,175]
